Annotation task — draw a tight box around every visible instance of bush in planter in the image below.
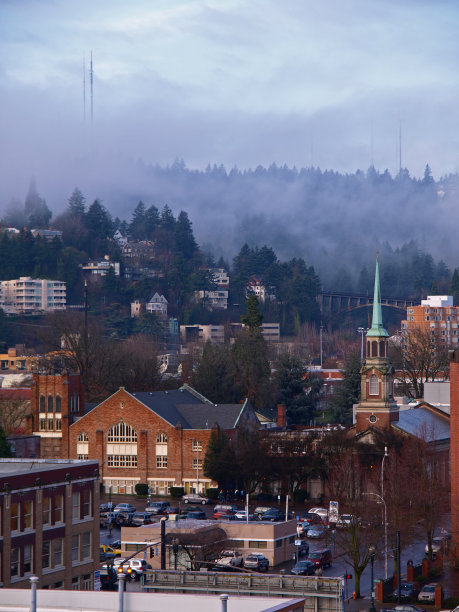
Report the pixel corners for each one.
[170,486,185,499]
[135,483,148,496]
[206,488,219,500]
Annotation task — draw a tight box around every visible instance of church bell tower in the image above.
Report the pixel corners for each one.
[355,258,399,431]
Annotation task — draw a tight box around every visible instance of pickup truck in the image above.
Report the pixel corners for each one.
[214,550,244,568]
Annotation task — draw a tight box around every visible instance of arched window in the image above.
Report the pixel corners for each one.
[55,395,62,413]
[369,374,379,396]
[379,341,386,357]
[77,432,89,442]
[156,433,167,443]
[371,341,378,357]
[39,395,45,412]
[107,422,137,443]
[47,395,53,412]
[107,422,137,468]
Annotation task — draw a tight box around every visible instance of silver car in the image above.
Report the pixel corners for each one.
[182,493,211,505]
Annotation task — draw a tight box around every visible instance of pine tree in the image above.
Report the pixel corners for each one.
[241,295,263,330]
[328,352,361,424]
[0,425,13,457]
[451,269,459,306]
[67,188,86,217]
[129,201,146,240]
[175,211,198,260]
[203,427,236,490]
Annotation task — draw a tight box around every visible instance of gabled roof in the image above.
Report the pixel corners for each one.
[392,406,450,443]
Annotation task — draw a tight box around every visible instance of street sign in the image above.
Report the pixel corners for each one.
[94,570,101,591]
[295,540,302,546]
[329,500,339,523]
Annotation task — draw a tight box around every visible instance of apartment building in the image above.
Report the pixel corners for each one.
[180,324,225,344]
[0,458,99,590]
[80,256,120,277]
[0,278,66,314]
[194,289,228,309]
[247,275,275,303]
[401,295,459,346]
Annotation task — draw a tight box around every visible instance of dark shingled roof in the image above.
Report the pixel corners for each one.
[130,387,246,429]
[393,406,450,443]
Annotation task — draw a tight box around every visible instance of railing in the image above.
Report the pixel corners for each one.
[143,570,343,612]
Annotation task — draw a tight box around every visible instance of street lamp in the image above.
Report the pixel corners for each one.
[364,491,388,580]
[368,544,376,612]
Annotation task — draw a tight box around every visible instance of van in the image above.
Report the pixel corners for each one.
[308,548,332,569]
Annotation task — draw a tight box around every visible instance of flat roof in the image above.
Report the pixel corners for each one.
[0,458,98,477]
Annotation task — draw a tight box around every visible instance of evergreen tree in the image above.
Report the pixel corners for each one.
[193,342,239,404]
[241,295,263,330]
[451,269,459,306]
[144,205,160,237]
[0,425,13,457]
[129,201,147,239]
[175,211,198,260]
[25,180,52,228]
[328,352,361,424]
[203,427,236,490]
[67,188,86,217]
[232,328,271,409]
[85,199,113,243]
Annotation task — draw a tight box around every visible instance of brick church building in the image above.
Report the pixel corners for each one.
[25,377,259,496]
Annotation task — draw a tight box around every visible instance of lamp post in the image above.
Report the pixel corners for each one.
[368,544,376,612]
[364,491,387,580]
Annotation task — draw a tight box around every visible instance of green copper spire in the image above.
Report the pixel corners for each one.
[367,257,388,338]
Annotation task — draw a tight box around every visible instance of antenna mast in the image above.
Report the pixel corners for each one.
[90,51,94,126]
[399,120,402,174]
[83,56,86,122]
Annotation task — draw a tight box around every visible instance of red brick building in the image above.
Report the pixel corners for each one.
[449,351,459,564]
[26,375,259,496]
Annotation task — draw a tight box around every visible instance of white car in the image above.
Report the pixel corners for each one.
[418,583,438,602]
[234,510,254,521]
[102,557,152,579]
[308,507,328,520]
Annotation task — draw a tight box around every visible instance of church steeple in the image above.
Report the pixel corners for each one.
[367,256,388,338]
[355,257,398,431]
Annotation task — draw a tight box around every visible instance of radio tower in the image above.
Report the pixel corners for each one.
[90,51,94,126]
[83,56,86,122]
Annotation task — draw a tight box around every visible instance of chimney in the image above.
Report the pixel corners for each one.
[277,404,286,428]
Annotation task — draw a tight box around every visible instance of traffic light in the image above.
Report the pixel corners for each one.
[150,546,155,558]
[345,573,353,580]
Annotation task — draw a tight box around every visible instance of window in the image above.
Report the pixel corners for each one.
[42,497,51,525]
[24,500,33,529]
[275,539,282,548]
[42,541,50,569]
[11,548,19,577]
[192,458,203,470]
[72,492,80,520]
[108,455,138,467]
[55,495,63,523]
[192,440,202,451]
[10,502,19,531]
[82,489,92,517]
[78,433,89,442]
[72,535,79,562]
[47,418,54,431]
[39,395,45,411]
[55,395,61,412]
[82,574,92,590]
[371,340,378,357]
[248,541,267,549]
[53,538,63,567]
[55,419,62,431]
[369,374,379,396]
[78,454,89,460]
[24,544,33,574]
[156,433,167,443]
[81,532,91,560]
[108,422,137,442]
[289,536,295,543]
[39,418,47,431]
[156,456,168,469]
[72,576,79,590]
[47,395,53,412]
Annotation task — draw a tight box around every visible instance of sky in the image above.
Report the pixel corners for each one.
[1,0,459,211]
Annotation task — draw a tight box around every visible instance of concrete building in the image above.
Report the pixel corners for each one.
[180,324,225,344]
[402,295,459,346]
[194,289,228,310]
[0,278,66,314]
[0,458,99,590]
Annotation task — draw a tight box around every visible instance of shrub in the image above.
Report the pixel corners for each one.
[135,483,148,496]
[206,488,219,500]
[170,486,185,499]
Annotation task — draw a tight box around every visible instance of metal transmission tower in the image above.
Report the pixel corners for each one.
[90,51,94,126]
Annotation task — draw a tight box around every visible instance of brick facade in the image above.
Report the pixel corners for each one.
[450,350,459,565]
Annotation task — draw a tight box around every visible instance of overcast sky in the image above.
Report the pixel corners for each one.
[1,0,459,209]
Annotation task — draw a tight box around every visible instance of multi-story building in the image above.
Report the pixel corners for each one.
[401,295,459,346]
[246,275,275,303]
[0,278,66,314]
[180,324,225,344]
[210,267,229,288]
[194,289,228,310]
[146,293,168,317]
[0,345,36,373]
[0,458,99,589]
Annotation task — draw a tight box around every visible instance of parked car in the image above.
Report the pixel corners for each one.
[234,510,254,521]
[110,540,122,552]
[116,511,133,526]
[307,524,328,538]
[393,582,419,600]
[257,508,282,522]
[182,493,211,505]
[336,514,356,527]
[418,583,438,603]
[186,510,207,519]
[243,553,269,572]
[131,512,153,526]
[308,507,328,521]
[215,550,244,568]
[99,547,116,563]
[165,506,180,515]
[382,606,426,612]
[100,512,117,529]
[308,548,332,569]
[253,506,272,519]
[291,560,316,576]
[100,566,122,591]
[113,503,136,514]
[424,536,445,555]
[145,501,170,515]
[100,544,121,557]
[100,502,115,513]
[213,505,237,519]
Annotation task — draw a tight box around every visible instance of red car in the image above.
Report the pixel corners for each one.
[214,509,236,520]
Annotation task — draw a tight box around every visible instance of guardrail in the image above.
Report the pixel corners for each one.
[143,570,343,612]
